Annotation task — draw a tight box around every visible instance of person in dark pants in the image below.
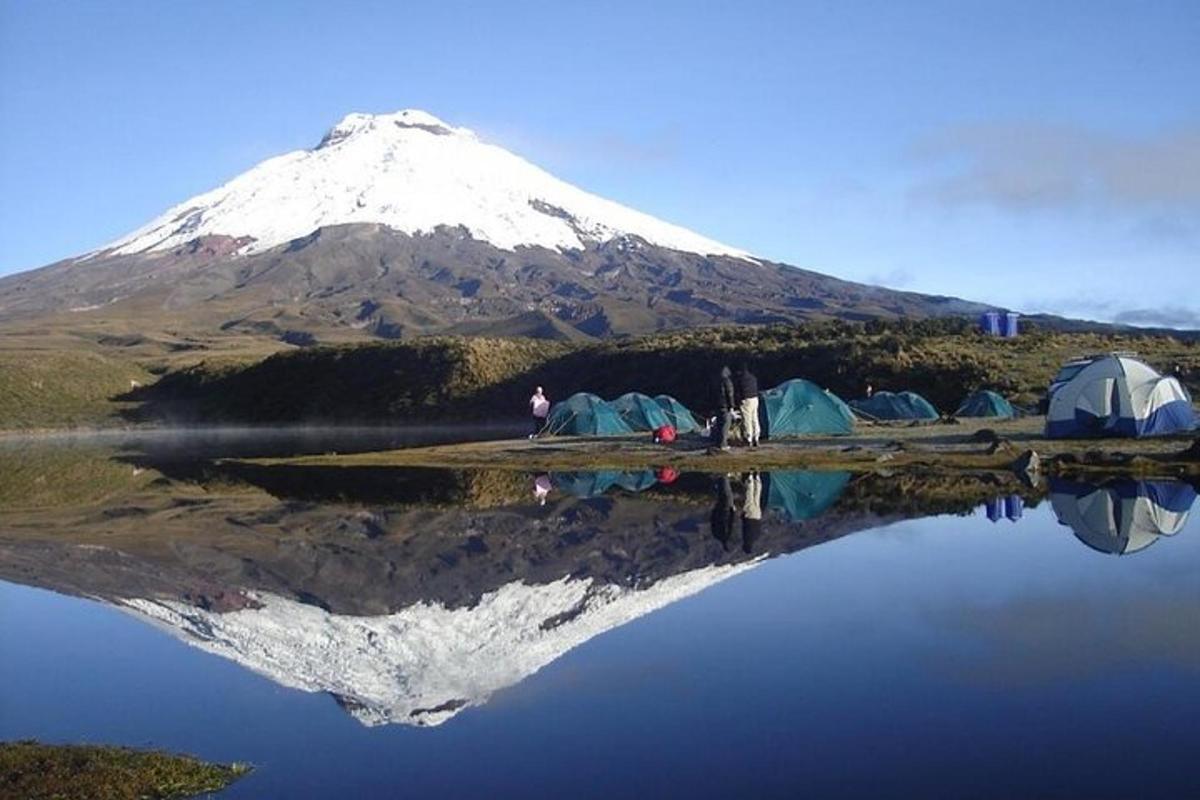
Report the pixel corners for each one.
[712,365,736,451]
[710,474,736,551]
[735,364,760,447]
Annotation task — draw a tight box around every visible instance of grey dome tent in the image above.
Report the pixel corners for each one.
[850,391,939,422]
[612,392,672,432]
[1044,354,1194,438]
[758,379,856,438]
[543,393,633,436]
[955,390,1015,419]
[654,394,701,433]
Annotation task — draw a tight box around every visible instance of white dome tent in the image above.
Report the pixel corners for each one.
[1050,478,1196,555]
[1044,354,1194,438]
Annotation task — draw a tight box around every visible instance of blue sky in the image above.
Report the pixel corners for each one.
[1,0,1196,326]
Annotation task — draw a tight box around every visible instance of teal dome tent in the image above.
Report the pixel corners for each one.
[765,471,851,521]
[654,394,701,433]
[758,379,856,438]
[612,392,672,432]
[955,390,1015,419]
[543,393,634,436]
[850,391,939,422]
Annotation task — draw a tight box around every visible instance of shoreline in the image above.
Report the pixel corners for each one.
[0,420,525,442]
[238,417,1200,479]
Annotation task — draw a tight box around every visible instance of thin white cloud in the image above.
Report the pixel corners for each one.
[1019,295,1200,331]
[909,122,1200,218]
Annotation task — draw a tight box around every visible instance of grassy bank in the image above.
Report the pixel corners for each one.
[0,349,151,430]
[0,740,249,800]
[121,319,1200,426]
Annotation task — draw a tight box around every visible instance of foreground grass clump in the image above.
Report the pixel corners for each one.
[0,741,250,800]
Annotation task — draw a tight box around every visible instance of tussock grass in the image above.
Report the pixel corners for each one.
[0,740,250,800]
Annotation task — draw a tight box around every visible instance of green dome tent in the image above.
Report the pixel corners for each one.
[759,379,856,438]
[850,391,939,422]
[766,471,851,521]
[612,392,672,432]
[654,394,701,433]
[543,393,634,436]
[955,390,1015,419]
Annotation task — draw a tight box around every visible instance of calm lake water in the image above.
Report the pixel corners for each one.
[0,433,1197,798]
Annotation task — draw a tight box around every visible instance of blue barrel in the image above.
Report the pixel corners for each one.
[1003,312,1020,338]
[1004,495,1024,521]
[985,497,1003,522]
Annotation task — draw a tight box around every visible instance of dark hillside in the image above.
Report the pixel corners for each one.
[121,319,1200,425]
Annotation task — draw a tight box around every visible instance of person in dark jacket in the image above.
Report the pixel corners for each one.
[735,364,760,447]
[712,365,736,451]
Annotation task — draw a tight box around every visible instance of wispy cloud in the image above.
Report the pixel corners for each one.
[1111,306,1200,329]
[1019,295,1200,331]
[909,122,1200,218]
[865,267,914,288]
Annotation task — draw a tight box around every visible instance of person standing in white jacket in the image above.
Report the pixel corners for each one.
[529,386,550,438]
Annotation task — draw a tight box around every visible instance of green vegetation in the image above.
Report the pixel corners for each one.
[0,740,250,800]
[123,319,1200,426]
[0,349,151,430]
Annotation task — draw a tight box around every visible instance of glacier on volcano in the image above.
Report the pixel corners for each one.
[104,109,747,260]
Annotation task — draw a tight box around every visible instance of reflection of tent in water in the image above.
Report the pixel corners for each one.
[654,395,701,433]
[758,379,856,437]
[764,471,850,521]
[543,393,633,436]
[955,390,1015,419]
[612,392,672,432]
[551,470,659,498]
[1050,478,1197,555]
[850,391,939,422]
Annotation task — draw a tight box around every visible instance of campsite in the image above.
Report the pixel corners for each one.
[241,347,1197,481]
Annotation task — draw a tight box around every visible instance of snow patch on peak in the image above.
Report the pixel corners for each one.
[120,562,762,728]
[318,109,471,149]
[102,110,748,259]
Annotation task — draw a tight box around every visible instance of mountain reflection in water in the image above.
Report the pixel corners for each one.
[0,439,1196,732]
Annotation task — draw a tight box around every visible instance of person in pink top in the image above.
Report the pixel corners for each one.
[529,386,550,438]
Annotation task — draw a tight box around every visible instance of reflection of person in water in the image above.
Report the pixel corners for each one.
[710,474,736,551]
[741,471,763,553]
[533,474,552,506]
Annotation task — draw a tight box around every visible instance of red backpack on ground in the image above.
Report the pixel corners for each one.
[653,425,677,443]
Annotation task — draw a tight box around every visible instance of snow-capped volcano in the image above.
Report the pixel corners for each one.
[0,109,987,338]
[105,109,745,259]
